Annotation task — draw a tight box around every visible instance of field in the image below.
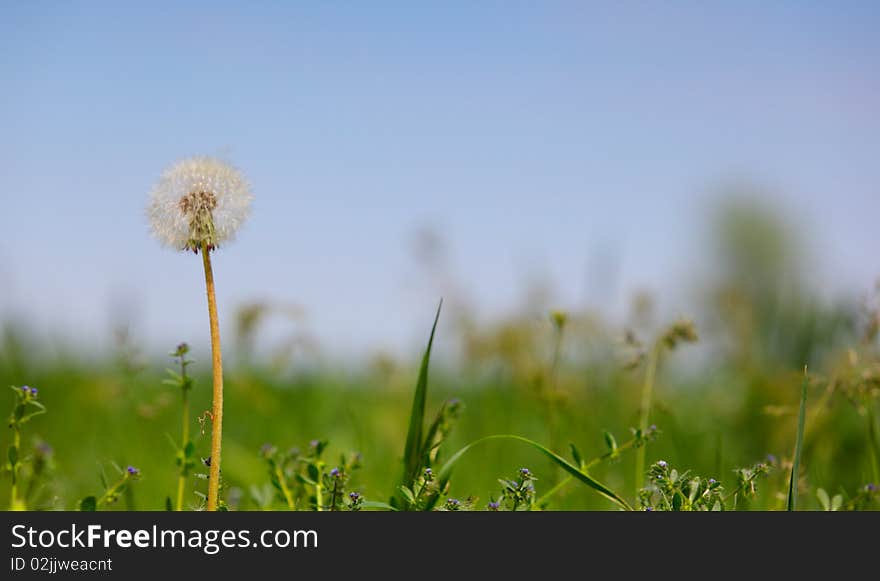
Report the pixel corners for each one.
[3,203,879,511]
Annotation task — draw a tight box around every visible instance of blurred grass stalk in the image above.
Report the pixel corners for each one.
[634,343,659,500]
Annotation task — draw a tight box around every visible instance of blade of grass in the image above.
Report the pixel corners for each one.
[400,300,443,491]
[787,368,808,511]
[436,434,632,511]
[867,405,880,484]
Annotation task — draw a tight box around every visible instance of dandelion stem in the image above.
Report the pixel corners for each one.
[201,242,225,511]
[634,343,659,499]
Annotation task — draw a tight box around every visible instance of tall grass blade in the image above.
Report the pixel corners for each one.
[436,434,632,510]
[787,369,808,511]
[400,300,442,491]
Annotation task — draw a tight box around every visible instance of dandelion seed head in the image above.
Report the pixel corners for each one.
[148,156,253,252]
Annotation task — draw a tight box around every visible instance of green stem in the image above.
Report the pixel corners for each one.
[536,435,642,507]
[866,403,880,484]
[176,387,190,511]
[275,464,296,510]
[315,478,324,512]
[543,325,564,481]
[9,426,23,511]
[634,343,660,499]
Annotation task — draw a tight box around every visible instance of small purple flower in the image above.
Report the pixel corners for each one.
[446,498,461,509]
[657,460,668,469]
[330,467,340,478]
[309,439,320,448]
[424,468,433,477]
[766,454,778,465]
[260,443,274,456]
[649,424,657,431]
[29,387,38,396]
[645,507,654,511]
[487,501,500,511]
[867,483,876,492]
[519,468,531,478]
[126,466,140,476]
[349,492,361,502]
[708,478,717,485]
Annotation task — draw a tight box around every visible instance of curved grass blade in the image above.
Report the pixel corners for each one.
[436,434,632,511]
[787,369,808,511]
[400,300,443,494]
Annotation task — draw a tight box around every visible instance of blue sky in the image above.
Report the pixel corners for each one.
[1,2,879,360]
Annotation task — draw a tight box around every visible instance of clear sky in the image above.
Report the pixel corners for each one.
[2,2,879,360]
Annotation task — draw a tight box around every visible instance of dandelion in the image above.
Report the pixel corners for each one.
[147,156,253,511]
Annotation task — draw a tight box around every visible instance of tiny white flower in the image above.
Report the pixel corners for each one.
[148,156,253,252]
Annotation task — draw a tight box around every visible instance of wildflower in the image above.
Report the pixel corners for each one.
[330,468,341,478]
[445,498,461,510]
[766,454,778,465]
[487,501,500,511]
[519,468,531,478]
[147,157,253,253]
[868,483,877,492]
[657,460,668,469]
[126,466,140,476]
[708,478,717,485]
[424,468,434,481]
[349,492,361,502]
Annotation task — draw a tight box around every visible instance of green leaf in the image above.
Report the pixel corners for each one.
[787,371,808,511]
[399,300,442,497]
[831,495,842,512]
[436,434,632,511]
[184,441,195,458]
[603,431,618,454]
[569,442,583,468]
[360,500,398,511]
[398,485,416,507]
[816,488,830,511]
[165,497,173,511]
[80,496,97,512]
[8,445,18,467]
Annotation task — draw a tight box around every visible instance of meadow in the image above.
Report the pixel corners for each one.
[2,201,879,512]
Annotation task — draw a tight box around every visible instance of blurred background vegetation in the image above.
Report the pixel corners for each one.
[2,196,878,510]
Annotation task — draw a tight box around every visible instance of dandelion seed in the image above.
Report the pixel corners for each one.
[148,156,253,253]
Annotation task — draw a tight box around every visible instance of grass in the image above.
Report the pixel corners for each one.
[1,294,879,511]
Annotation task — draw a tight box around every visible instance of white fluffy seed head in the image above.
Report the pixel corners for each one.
[148,156,253,252]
